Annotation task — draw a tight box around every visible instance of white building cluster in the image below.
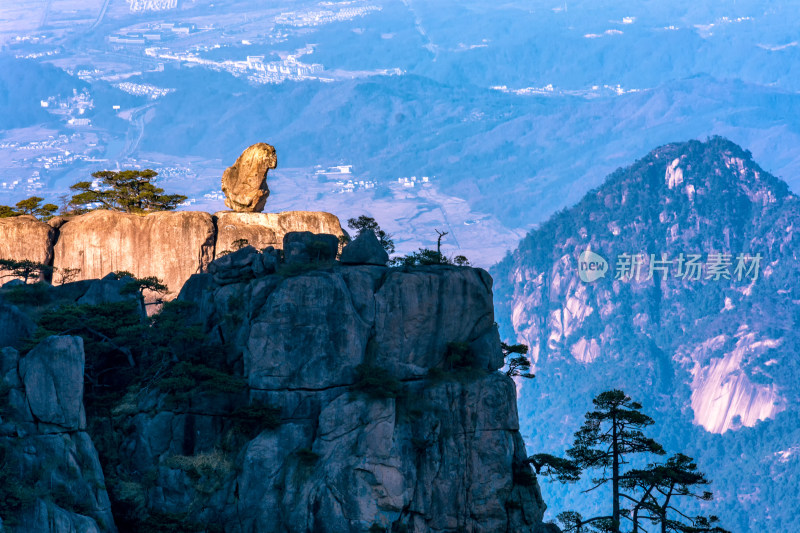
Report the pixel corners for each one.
[145,47,325,84]
[115,82,175,99]
[110,23,196,45]
[314,165,377,193]
[335,178,376,193]
[245,55,324,84]
[153,166,195,180]
[35,151,86,169]
[275,5,381,27]
[127,0,177,13]
[397,176,430,188]
[1,171,43,193]
[40,88,94,116]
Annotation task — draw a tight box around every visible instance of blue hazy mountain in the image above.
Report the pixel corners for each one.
[492,138,800,531]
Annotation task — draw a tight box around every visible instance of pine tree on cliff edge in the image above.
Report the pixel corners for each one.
[68,169,187,214]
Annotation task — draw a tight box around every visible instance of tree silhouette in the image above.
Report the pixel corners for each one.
[528,453,581,482]
[623,454,731,533]
[57,267,81,284]
[68,169,187,214]
[568,390,665,532]
[435,229,448,260]
[0,258,54,283]
[112,271,169,306]
[557,511,587,533]
[502,342,535,378]
[533,390,729,533]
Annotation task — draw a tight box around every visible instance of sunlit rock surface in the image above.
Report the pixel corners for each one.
[215,210,345,253]
[53,210,216,297]
[221,142,277,213]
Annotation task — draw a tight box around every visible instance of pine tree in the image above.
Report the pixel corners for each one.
[0,197,58,220]
[532,390,730,532]
[502,342,535,378]
[0,258,54,283]
[567,390,665,532]
[68,169,187,214]
[623,454,731,533]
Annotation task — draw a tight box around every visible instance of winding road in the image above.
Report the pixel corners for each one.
[38,0,53,28]
[89,0,112,33]
[118,103,156,161]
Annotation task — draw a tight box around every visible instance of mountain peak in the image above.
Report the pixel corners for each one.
[602,136,792,208]
[494,137,800,440]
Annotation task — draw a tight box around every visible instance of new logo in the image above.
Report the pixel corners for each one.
[578,250,608,283]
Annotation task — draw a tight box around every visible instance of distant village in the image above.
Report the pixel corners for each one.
[0,0,389,203]
[104,4,382,84]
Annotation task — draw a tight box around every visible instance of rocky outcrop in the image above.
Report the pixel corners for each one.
[232,373,544,533]
[0,208,345,303]
[341,230,389,265]
[283,231,339,264]
[221,143,277,212]
[0,338,115,533]
[0,224,554,532]
[0,215,57,280]
[53,210,216,296]
[215,210,345,252]
[19,336,86,431]
[94,258,552,533]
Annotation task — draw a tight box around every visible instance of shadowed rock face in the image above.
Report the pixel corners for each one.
[19,336,87,431]
[52,210,216,296]
[340,230,389,265]
[221,143,277,213]
[0,250,557,531]
[109,262,551,533]
[1,338,116,533]
[0,302,36,348]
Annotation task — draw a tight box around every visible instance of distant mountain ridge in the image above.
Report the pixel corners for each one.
[492,137,800,531]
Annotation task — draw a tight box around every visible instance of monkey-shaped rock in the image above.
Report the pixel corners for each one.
[221,142,277,212]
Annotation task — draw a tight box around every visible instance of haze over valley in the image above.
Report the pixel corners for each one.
[2,0,800,265]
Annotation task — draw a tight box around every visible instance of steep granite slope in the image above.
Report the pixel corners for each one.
[0,215,56,276]
[0,337,116,533]
[53,210,217,297]
[0,235,555,532]
[112,259,551,532]
[492,137,800,531]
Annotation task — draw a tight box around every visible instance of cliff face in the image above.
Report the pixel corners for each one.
[0,241,555,532]
[0,215,56,278]
[116,262,550,533]
[53,210,217,298]
[0,209,345,297]
[215,210,345,253]
[1,337,115,533]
